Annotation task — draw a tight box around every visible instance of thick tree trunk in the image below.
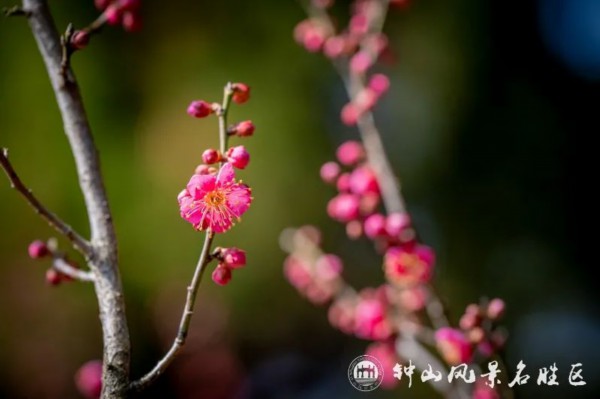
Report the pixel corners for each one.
[22,0,131,397]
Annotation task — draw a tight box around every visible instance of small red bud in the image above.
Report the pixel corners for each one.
[122,11,142,33]
[202,149,221,165]
[231,120,255,137]
[187,100,213,118]
[71,30,90,50]
[104,5,122,26]
[45,269,62,286]
[231,83,250,104]
[212,264,232,286]
[28,240,49,259]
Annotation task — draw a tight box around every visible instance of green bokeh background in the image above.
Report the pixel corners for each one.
[1,1,599,398]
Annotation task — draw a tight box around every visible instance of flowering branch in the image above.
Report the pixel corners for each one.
[0,148,91,256]
[288,1,510,397]
[131,81,254,392]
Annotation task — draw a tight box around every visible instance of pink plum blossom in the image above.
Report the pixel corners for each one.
[384,244,435,286]
[434,327,473,365]
[178,163,252,233]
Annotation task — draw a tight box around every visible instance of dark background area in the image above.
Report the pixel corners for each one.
[1,0,599,398]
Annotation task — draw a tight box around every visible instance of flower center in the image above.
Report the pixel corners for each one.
[205,190,226,207]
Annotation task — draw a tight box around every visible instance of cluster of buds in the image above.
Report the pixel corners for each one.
[178,82,254,286]
[432,299,506,384]
[95,0,142,33]
[286,1,510,395]
[27,239,81,286]
[210,247,247,286]
[294,0,397,126]
[283,226,344,304]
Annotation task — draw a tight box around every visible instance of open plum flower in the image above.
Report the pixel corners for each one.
[178,162,252,233]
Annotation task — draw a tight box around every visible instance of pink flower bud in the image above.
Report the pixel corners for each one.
[284,256,312,291]
[45,268,62,286]
[336,172,351,192]
[75,360,102,399]
[231,120,255,137]
[364,213,386,239]
[122,11,142,33]
[385,212,411,237]
[435,327,473,365]
[231,83,250,104]
[187,100,213,118]
[368,73,391,95]
[104,5,122,26]
[468,327,485,344]
[349,13,369,36]
[327,193,360,222]
[194,164,211,175]
[459,311,480,330]
[323,36,346,59]
[336,140,364,166]
[71,30,90,50]
[350,51,373,75]
[28,240,49,259]
[212,264,232,286]
[349,165,379,195]
[202,149,221,165]
[118,0,141,11]
[315,254,343,280]
[487,298,505,320]
[340,103,360,126]
[225,145,250,169]
[222,247,246,269]
[346,220,363,239]
[320,161,340,183]
[303,28,326,53]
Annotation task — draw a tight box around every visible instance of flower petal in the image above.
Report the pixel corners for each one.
[216,162,235,185]
[187,174,216,200]
[226,183,252,217]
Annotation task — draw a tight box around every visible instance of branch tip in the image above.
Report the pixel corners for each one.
[2,5,30,17]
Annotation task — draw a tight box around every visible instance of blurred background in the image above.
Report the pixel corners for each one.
[1,0,599,398]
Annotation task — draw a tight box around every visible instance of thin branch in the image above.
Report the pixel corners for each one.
[218,82,234,155]
[130,232,215,392]
[53,256,95,282]
[0,148,91,255]
[2,5,30,17]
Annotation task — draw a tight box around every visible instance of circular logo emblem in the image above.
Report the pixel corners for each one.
[348,355,384,392]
